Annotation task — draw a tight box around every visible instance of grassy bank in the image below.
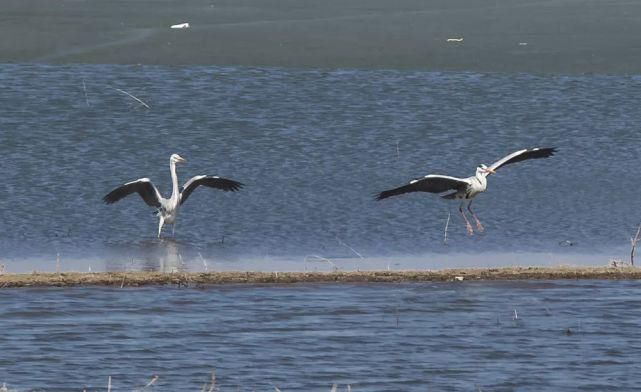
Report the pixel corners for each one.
[1,267,640,288]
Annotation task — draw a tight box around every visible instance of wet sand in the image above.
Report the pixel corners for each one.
[1,267,640,288]
[3,0,641,73]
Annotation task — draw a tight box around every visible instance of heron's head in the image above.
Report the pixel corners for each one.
[477,164,496,175]
[170,154,187,164]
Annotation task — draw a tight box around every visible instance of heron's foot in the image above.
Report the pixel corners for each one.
[476,221,485,233]
[466,223,474,235]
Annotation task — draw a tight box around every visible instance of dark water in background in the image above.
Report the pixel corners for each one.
[0,64,640,271]
[2,280,641,391]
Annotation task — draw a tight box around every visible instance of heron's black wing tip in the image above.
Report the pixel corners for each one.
[102,193,116,204]
[228,180,244,192]
[375,190,392,201]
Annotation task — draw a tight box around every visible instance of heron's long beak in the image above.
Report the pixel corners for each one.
[177,156,187,163]
[485,168,496,174]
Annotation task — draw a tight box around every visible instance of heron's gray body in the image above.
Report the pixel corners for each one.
[441,169,488,200]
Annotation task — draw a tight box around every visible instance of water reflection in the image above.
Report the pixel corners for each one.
[157,239,183,273]
[101,237,244,272]
[103,238,187,272]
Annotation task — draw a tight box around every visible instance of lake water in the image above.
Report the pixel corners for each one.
[0,64,640,271]
[2,64,641,391]
[1,280,641,391]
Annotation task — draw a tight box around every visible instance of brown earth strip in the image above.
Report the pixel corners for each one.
[1,267,640,288]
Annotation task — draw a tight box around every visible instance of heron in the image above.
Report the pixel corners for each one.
[103,154,243,237]
[376,148,556,235]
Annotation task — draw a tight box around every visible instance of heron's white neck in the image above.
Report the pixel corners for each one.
[475,168,489,183]
[169,160,180,204]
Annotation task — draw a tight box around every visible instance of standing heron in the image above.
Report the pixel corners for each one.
[103,154,243,237]
[376,148,556,235]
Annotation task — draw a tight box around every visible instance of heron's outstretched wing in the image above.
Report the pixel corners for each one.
[180,175,244,205]
[488,147,556,174]
[376,175,470,200]
[103,178,163,207]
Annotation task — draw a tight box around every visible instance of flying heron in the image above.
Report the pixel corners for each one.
[376,148,556,235]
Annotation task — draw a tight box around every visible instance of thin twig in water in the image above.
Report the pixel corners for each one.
[178,252,185,269]
[207,369,216,392]
[336,237,364,259]
[443,211,451,244]
[112,87,151,109]
[199,253,209,272]
[82,79,89,107]
[208,372,215,392]
[304,255,337,270]
[630,223,641,266]
[140,375,158,390]
[107,376,112,392]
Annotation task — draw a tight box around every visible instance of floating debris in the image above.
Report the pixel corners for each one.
[170,22,190,29]
[446,38,464,42]
[558,240,576,247]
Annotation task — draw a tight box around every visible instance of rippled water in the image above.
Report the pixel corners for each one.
[1,280,640,390]
[0,64,640,270]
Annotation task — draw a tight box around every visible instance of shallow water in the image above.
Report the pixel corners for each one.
[0,64,640,270]
[1,280,640,391]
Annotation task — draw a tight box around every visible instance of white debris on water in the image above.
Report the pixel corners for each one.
[446,37,464,42]
[170,22,190,29]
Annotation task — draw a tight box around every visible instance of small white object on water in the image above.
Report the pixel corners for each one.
[446,37,464,42]
[513,309,518,320]
[170,22,190,29]
[454,276,464,281]
[518,42,528,46]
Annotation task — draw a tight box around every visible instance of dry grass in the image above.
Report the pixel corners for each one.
[0,266,640,288]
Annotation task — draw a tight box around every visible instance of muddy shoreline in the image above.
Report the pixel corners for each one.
[1,267,639,288]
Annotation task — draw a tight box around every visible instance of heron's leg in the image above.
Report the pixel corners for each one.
[459,201,474,235]
[158,217,165,238]
[467,199,484,232]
